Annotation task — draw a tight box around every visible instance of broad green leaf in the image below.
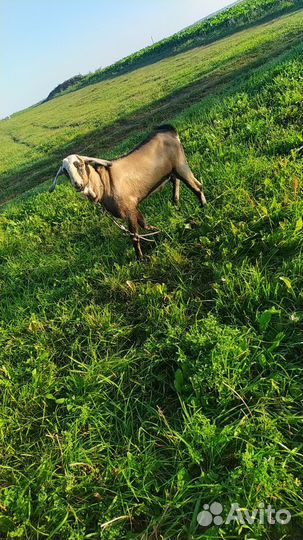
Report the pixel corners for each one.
[257,307,281,331]
[267,332,285,353]
[258,310,272,331]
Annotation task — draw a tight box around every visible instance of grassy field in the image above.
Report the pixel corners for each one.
[44,0,303,100]
[1,5,303,540]
[1,8,303,204]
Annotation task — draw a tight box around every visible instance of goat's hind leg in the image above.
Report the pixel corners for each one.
[175,164,207,207]
[171,174,181,206]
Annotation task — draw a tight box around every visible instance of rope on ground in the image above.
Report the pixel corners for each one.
[98,205,160,242]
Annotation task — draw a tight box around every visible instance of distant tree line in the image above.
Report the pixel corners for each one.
[43,75,83,102]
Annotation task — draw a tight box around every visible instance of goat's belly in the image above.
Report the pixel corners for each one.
[112,164,173,204]
[148,177,170,195]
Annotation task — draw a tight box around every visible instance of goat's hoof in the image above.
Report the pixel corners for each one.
[145,225,159,231]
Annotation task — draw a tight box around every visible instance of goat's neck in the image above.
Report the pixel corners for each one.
[85,165,105,203]
[97,166,111,200]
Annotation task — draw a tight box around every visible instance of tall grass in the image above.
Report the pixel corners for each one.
[1,39,303,538]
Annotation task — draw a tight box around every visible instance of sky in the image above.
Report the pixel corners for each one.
[1,0,234,118]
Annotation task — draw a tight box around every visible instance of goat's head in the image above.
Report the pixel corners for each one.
[49,154,112,194]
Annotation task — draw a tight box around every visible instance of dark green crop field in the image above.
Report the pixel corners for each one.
[1,3,303,540]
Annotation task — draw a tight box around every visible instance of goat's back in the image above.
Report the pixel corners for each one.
[112,127,184,182]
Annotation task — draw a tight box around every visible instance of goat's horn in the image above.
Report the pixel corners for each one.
[49,165,63,193]
[78,155,112,168]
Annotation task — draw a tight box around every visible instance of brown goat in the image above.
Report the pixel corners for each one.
[50,125,207,259]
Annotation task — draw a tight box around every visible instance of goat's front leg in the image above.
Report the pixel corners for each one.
[127,210,144,260]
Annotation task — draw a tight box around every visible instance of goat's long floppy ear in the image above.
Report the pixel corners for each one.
[78,155,112,168]
[49,165,64,193]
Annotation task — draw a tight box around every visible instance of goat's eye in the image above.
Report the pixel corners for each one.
[74,161,84,169]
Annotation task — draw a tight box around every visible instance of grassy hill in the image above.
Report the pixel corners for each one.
[43,0,303,101]
[1,3,303,540]
[1,8,303,205]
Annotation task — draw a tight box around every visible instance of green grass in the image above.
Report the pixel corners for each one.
[1,8,303,204]
[44,0,303,100]
[1,8,303,540]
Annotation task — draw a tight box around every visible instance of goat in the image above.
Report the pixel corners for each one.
[49,125,207,259]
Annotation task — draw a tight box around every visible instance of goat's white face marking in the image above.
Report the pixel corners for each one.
[62,155,85,191]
